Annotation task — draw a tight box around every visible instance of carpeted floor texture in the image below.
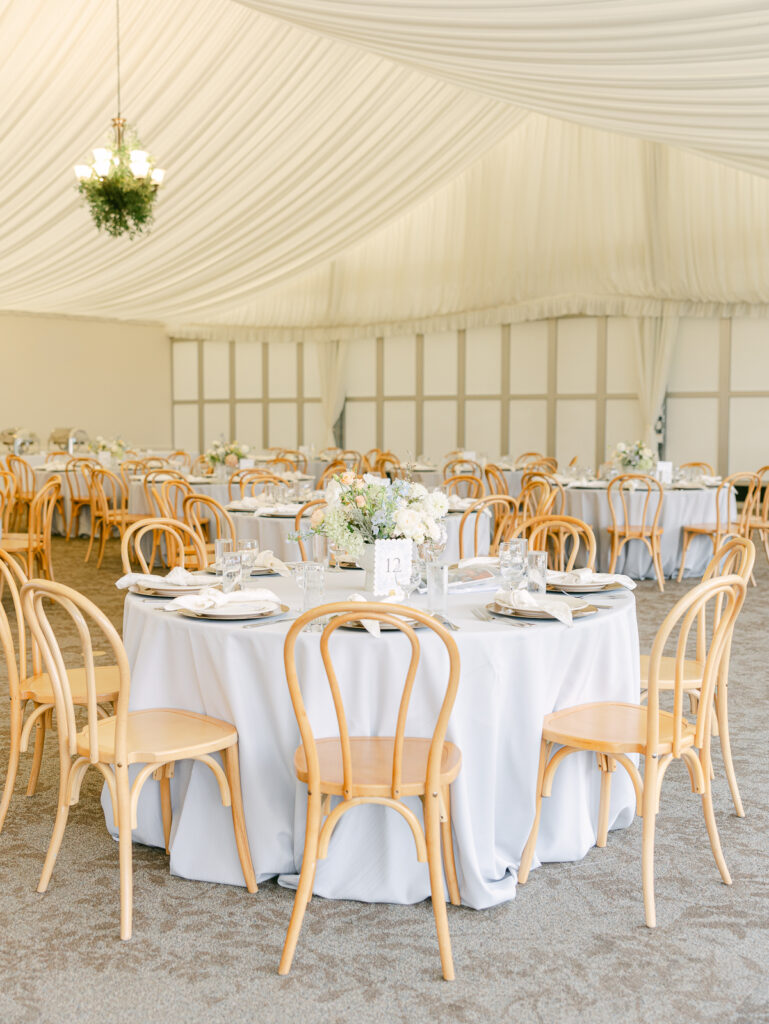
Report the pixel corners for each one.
[0,538,767,1024]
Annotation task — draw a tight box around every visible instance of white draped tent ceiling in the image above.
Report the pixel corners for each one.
[2,0,769,340]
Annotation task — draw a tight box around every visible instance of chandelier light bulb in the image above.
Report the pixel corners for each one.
[150,167,165,184]
[129,149,150,177]
[74,165,93,180]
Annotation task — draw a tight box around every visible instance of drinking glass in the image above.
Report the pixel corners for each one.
[312,533,329,567]
[238,539,260,587]
[527,551,547,594]
[426,562,449,617]
[214,537,233,569]
[295,562,326,630]
[396,561,423,604]
[221,552,241,594]
[499,538,527,590]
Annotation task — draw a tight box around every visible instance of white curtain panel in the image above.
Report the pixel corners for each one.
[316,340,348,446]
[238,0,769,175]
[633,317,681,448]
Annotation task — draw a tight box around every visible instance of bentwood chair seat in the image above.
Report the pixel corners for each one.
[21,665,121,708]
[540,702,696,757]
[0,476,60,579]
[21,579,257,940]
[293,736,461,799]
[637,655,703,690]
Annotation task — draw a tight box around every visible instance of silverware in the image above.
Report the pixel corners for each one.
[472,606,532,628]
[431,613,460,631]
[243,615,297,629]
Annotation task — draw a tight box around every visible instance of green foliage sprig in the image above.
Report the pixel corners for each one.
[77,126,159,239]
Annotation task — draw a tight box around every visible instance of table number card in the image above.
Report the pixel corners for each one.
[656,461,673,484]
[373,539,412,596]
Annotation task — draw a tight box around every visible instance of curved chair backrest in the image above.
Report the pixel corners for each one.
[0,470,17,532]
[373,453,401,477]
[6,455,35,498]
[21,580,130,766]
[92,467,127,518]
[514,514,597,571]
[119,459,147,490]
[339,450,363,473]
[443,458,482,480]
[120,517,208,572]
[0,551,40,689]
[319,461,347,488]
[183,494,235,546]
[484,464,509,496]
[294,500,327,561]
[646,575,746,757]
[168,450,192,470]
[520,471,565,514]
[160,478,193,520]
[458,495,518,558]
[526,458,558,473]
[444,474,484,499]
[753,465,769,525]
[715,472,761,538]
[518,478,556,520]
[29,476,61,543]
[515,451,544,467]
[64,457,97,504]
[319,447,342,461]
[242,472,287,497]
[680,460,714,477]
[267,458,297,474]
[144,469,185,518]
[190,454,213,477]
[694,537,756,671]
[277,449,309,473]
[284,602,460,801]
[607,474,664,539]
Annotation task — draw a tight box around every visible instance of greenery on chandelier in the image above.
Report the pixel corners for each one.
[76,124,160,239]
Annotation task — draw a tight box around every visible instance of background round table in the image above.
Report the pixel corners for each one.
[108,575,639,909]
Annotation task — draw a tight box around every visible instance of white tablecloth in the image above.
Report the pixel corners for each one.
[108,575,639,909]
[33,464,91,537]
[564,485,735,579]
[410,467,524,496]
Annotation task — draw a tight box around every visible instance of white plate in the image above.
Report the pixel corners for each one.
[130,583,215,597]
[179,602,289,621]
[486,598,596,621]
[546,580,622,594]
[339,617,425,631]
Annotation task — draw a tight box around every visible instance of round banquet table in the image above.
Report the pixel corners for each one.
[106,574,639,909]
[410,466,523,496]
[33,464,91,537]
[229,507,491,563]
[563,484,735,579]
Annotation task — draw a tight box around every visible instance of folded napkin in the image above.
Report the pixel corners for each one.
[567,478,606,488]
[251,550,291,577]
[446,495,476,511]
[253,503,304,516]
[347,592,404,637]
[673,480,706,490]
[227,496,262,510]
[458,556,499,568]
[494,588,578,626]
[546,568,636,590]
[167,587,281,612]
[116,566,198,591]
[701,475,721,486]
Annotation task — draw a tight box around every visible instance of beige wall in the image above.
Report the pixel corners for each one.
[0,312,171,448]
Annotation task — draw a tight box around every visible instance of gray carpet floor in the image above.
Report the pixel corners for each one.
[0,537,767,1024]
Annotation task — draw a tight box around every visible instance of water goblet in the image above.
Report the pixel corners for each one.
[527,551,547,595]
[221,552,241,594]
[499,538,527,591]
[214,537,233,570]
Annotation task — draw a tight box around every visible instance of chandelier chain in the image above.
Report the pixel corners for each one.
[116,0,121,117]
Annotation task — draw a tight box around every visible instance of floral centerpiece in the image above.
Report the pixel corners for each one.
[611,440,656,473]
[205,439,250,475]
[89,436,127,461]
[305,472,449,588]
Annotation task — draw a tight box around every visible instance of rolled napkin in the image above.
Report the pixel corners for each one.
[347,591,405,637]
[116,566,198,590]
[546,568,636,590]
[251,550,291,577]
[168,587,281,612]
[494,588,579,626]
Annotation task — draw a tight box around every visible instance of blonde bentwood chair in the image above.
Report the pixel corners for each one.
[21,579,257,940]
[0,476,61,579]
[677,472,760,582]
[444,474,484,499]
[6,454,36,530]
[640,537,755,817]
[607,474,665,591]
[0,470,17,534]
[457,495,518,558]
[279,603,462,980]
[518,574,746,928]
[512,514,597,571]
[484,464,510,496]
[183,494,235,561]
[294,500,327,561]
[120,519,208,573]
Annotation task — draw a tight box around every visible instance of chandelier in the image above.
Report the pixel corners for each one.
[74,0,165,238]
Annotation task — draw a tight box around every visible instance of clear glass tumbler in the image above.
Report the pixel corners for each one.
[527,551,547,594]
[426,562,449,617]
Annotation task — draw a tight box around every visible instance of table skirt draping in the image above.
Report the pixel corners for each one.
[106,577,639,909]
[564,486,735,578]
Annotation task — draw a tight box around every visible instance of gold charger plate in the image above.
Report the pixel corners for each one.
[545,581,623,594]
[340,617,425,631]
[486,599,597,621]
[130,583,215,598]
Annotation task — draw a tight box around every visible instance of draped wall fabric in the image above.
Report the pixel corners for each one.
[316,340,348,447]
[633,318,681,448]
[237,0,769,176]
[170,114,769,342]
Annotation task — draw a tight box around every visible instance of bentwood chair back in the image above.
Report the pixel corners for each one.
[339,450,363,472]
[6,454,35,530]
[160,478,194,520]
[515,451,544,466]
[318,447,342,461]
[520,471,565,514]
[0,476,61,579]
[513,514,597,571]
[0,552,119,833]
[677,471,761,582]
[294,500,327,561]
[121,518,208,573]
[190,454,213,477]
[119,459,147,491]
[518,478,556,521]
[518,574,746,928]
[64,457,97,541]
[228,468,277,500]
[242,472,286,498]
[267,458,297,473]
[607,473,665,591]
[0,470,17,534]
[444,474,484,499]
[680,461,715,477]
[278,449,309,473]
[640,536,755,817]
[526,458,558,473]
[748,464,769,567]
[183,494,235,557]
[89,468,150,569]
[144,469,186,518]
[443,458,482,481]
[318,460,347,488]
[373,453,401,477]
[21,579,257,940]
[484,464,510,496]
[167,450,192,471]
[457,495,518,557]
[279,602,462,980]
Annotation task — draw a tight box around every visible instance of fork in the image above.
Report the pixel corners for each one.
[472,606,532,628]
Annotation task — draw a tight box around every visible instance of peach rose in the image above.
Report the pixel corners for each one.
[225,453,238,467]
[341,471,355,486]
[355,494,366,507]
[310,507,325,527]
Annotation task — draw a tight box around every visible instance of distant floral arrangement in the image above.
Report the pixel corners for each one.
[89,436,126,459]
[205,439,249,467]
[306,472,449,559]
[612,440,655,472]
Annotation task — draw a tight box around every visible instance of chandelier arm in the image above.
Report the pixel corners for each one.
[116,0,121,119]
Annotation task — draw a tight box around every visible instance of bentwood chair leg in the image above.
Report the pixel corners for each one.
[715,686,744,817]
[700,750,732,886]
[440,784,460,906]
[38,748,75,894]
[424,791,454,980]
[677,530,694,582]
[279,794,321,975]
[115,764,134,940]
[0,702,22,833]
[26,712,47,796]
[96,523,110,569]
[85,519,99,563]
[652,544,665,592]
[608,537,619,575]
[222,745,257,892]
[518,739,548,885]
[159,775,172,855]
[641,754,658,927]
[596,758,613,848]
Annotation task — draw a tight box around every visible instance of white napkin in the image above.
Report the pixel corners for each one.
[446,495,475,511]
[546,568,636,590]
[168,587,281,612]
[116,566,198,591]
[228,496,262,510]
[567,478,606,488]
[252,550,292,576]
[347,592,404,637]
[701,475,721,486]
[458,556,499,568]
[253,503,303,516]
[494,588,578,626]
